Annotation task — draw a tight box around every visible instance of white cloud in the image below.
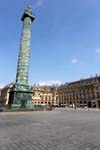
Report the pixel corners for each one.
[71,58,78,64]
[96,49,100,53]
[37,80,62,86]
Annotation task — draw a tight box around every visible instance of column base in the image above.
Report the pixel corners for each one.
[8,83,33,110]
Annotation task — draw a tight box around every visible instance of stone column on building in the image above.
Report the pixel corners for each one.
[94,88,98,108]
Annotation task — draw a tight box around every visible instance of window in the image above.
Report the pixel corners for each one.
[96,87,99,90]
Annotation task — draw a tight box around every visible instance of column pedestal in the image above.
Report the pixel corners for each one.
[9,84,33,109]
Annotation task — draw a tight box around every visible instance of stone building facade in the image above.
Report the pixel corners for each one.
[0,83,14,105]
[32,85,59,106]
[58,75,100,108]
[0,84,58,107]
[0,75,100,108]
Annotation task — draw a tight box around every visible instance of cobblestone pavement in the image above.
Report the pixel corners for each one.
[0,109,100,150]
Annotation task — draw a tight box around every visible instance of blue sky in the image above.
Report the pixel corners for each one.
[0,0,100,86]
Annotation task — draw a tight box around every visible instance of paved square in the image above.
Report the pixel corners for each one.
[0,109,100,150]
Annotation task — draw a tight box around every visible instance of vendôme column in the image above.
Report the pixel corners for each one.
[16,5,35,85]
[9,5,35,109]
